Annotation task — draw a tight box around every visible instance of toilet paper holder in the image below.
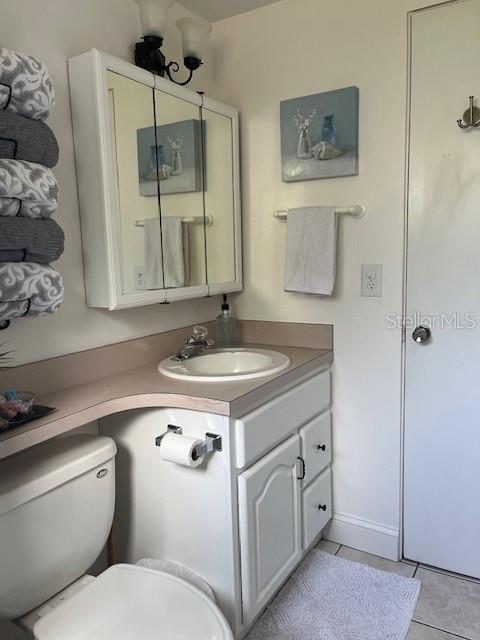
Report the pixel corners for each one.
[155,424,222,460]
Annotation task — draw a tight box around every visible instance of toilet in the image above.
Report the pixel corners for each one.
[0,434,233,639]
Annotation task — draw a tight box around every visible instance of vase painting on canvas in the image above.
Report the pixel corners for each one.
[280,86,359,182]
[137,119,204,196]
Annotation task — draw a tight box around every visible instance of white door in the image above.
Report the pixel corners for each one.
[238,434,302,625]
[404,0,480,578]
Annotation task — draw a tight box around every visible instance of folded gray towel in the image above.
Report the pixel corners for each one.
[0,263,63,321]
[0,159,58,218]
[0,217,64,264]
[0,48,55,121]
[0,111,59,167]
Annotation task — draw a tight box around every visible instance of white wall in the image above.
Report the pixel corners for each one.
[208,0,438,557]
[0,0,218,366]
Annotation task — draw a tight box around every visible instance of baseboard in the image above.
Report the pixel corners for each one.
[325,512,400,561]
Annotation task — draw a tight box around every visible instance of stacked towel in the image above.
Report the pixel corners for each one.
[0,218,64,263]
[0,159,58,218]
[0,50,63,326]
[0,49,55,120]
[0,263,63,319]
[0,112,58,167]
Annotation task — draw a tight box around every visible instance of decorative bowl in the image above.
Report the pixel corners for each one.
[0,391,36,420]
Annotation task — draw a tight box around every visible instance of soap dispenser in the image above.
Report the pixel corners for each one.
[216,295,237,347]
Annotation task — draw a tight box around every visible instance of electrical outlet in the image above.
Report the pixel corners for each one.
[361,264,383,297]
[134,266,146,290]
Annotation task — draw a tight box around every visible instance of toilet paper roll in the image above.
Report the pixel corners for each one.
[159,432,204,468]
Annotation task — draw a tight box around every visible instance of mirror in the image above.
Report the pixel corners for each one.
[152,89,206,292]
[70,50,242,310]
[201,107,237,287]
[107,71,162,296]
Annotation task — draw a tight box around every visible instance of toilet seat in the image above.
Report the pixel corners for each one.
[33,564,233,639]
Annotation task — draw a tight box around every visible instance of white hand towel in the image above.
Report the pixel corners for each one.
[284,206,337,295]
[144,217,187,289]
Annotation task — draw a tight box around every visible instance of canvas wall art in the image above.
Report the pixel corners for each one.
[280,86,359,182]
[137,119,204,196]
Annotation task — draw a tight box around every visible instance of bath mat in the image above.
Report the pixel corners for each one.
[247,549,421,640]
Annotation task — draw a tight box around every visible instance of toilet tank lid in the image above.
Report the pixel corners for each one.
[0,435,117,517]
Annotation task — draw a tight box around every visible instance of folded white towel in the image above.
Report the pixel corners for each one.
[144,217,188,289]
[284,206,337,295]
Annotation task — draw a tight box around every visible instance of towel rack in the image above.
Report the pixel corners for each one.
[135,214,213,228]
[273,204,366,221]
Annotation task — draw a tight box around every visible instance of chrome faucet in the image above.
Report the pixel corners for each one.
[173,325,215,361]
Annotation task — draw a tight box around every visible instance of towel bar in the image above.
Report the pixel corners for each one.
[273,205,366,221]
[135,214,213,228]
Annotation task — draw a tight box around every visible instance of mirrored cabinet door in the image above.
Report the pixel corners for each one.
[153,88,207,301]
[107,71,164,299]
[201,102,241,294]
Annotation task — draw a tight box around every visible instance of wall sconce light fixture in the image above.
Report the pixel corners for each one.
[134,0,212,86]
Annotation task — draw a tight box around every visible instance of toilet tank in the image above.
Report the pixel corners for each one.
[0,434,117,620]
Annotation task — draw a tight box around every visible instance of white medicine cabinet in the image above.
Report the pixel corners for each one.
[69,49,242,309]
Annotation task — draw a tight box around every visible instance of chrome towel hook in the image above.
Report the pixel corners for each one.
[457,96,480,129]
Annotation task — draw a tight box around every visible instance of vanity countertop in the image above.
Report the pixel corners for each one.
[0,343,332,461]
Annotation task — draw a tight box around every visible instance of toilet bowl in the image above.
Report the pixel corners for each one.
[0,434,233,639]
[32,564,232,639]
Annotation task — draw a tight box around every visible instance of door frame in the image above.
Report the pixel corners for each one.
[400,0,467,560]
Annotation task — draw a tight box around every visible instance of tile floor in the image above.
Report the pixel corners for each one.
[318,539,480,640]
[1,542,479,639]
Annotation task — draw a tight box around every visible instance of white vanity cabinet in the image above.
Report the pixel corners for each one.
[98,365,332,638]
[235,368,332,626]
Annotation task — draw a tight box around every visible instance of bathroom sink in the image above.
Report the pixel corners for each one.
[158,348,291,382]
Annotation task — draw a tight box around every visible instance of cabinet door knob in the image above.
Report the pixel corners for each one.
[318,504,327,511]
[317,444,326,451]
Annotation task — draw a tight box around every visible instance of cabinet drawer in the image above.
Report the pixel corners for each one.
[300,410,331,485]
[235,369,330,469]
[302,468,332,550]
